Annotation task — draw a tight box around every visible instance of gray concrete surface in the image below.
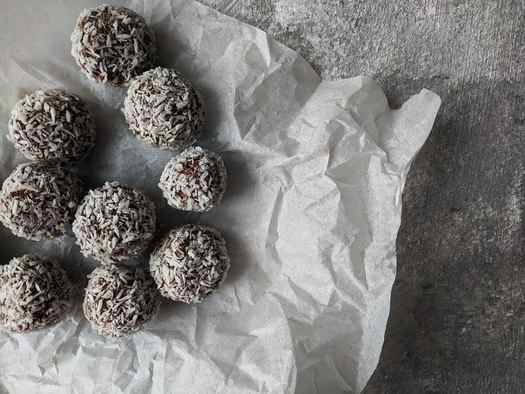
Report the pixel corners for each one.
[201,0,525,392]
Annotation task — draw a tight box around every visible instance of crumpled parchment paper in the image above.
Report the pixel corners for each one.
[0,0,441,393]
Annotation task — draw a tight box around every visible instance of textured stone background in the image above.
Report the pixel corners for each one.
[201,0,525,392]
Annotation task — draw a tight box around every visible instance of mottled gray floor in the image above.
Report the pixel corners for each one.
[202,1,525,392]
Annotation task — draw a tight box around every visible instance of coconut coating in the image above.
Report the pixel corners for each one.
[72,182,156,263]
[159,146,227,212]
[8,89,96,162]
[0,162,83,241]
[150,225,230,303]
[0,255,73,333]
[83,265,160,337]
[71,5,157,85]
[123,67,205,151]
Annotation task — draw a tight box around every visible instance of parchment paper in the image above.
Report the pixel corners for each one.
[0,1,441,393]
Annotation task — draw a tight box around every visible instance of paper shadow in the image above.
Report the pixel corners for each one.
[219,227,251,286]
[220,149,256,205]
[0,226,93,286]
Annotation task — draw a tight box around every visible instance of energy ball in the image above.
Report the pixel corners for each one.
[83,265,160,337]
[71,5,156,85]
[159,146,227,212]
[8,89,96,162]
[0,255,73,333]
[123,67,205,151]
[0,162,83,241]
[72,182,156,263]
[150,225,230,303]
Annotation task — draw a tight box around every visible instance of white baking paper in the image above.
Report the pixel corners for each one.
[0,1,441,393]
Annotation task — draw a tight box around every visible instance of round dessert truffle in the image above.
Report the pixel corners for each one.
[83,265,160,337]
[72,182,156,263]
[123,67,205,151]
[0,255,73,333]
[150,225,230,303]
[8,89,96,162]
[0,162,83,241]
[159,146,227,212]
[71,5,156,85]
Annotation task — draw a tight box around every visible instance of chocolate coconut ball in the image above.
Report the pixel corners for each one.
[72,182,156,263]
[8,89,96,162]
[71,5,156,85]
[83,265,160,337]
[0,162,83,241]
[0,255,73,333]
[123,67,205,151]
[159,146,227,212]
[150,225,230,304]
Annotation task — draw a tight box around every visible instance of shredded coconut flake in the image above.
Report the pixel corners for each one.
[0,162,83,241]
[0,255,73,333]
[83,265,160,337]
[150,224,230,304]
[72,181,156,264]
[71,4,157,85]
[159,146,227,212]
[123,67,205,151]
[8,89,96,162]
